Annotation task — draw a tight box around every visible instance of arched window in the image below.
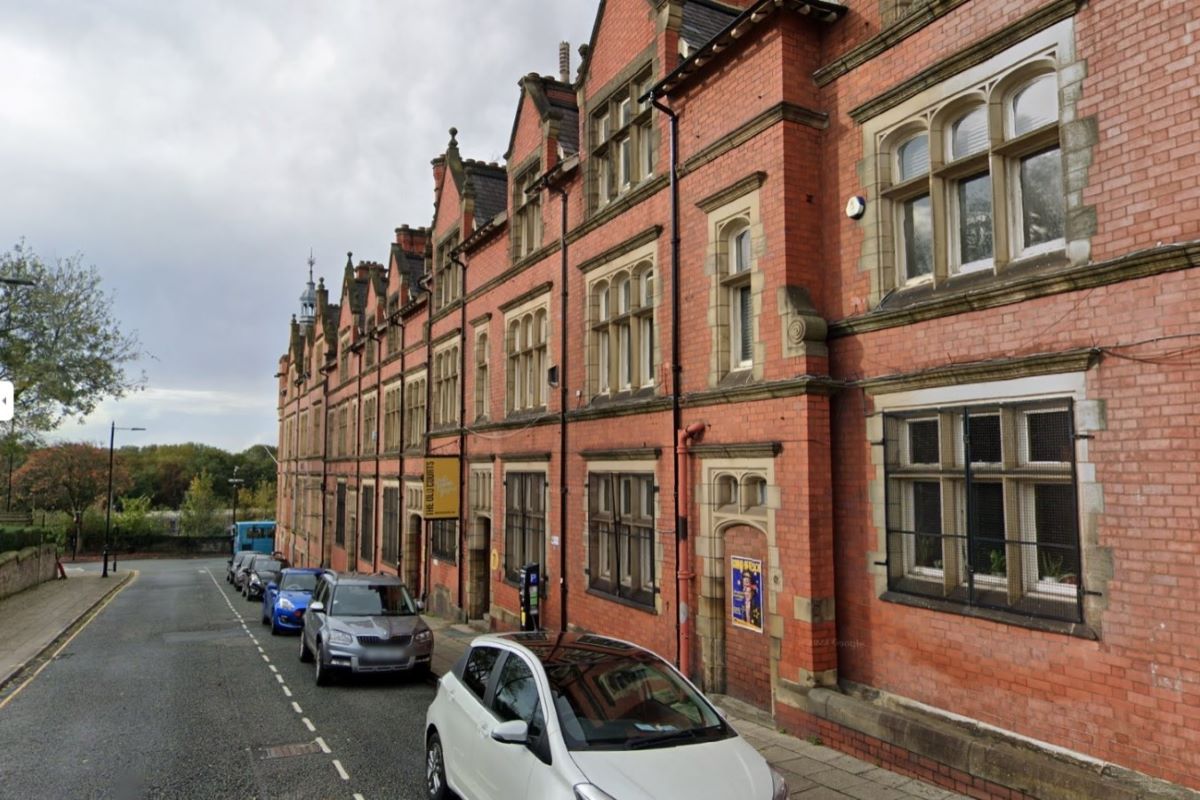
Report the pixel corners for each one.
[947,104,994,273]
[1006,73,1064,257]
[895,132,932,281]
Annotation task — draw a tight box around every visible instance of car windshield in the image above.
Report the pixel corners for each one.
[542,650,729,751]
[254,559,281,573]
[330,584,416,617]
[278,573,318,593]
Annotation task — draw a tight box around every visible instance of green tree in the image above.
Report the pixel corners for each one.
[0,241,145,436]
[246,479,277,520]
[13,442,129,549]
[179,470,221,536]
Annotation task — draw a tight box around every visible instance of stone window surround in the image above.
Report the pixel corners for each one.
[500,461,550,586]
[587,60,656,213]
[473,322,490,422]
[403,370,427,450]
[360,391,378,455]
[694,456,783,695]
[503,293,552,415]
[583,459,662,613]
[511,156,543,260]
[867,371,1108,636]
[432,336,462,429]
[858,19,1094,307]
[584,241,659,398]
[705,187,765,386]
[380,479,401,566]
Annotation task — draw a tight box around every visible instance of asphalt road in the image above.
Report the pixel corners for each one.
[0,558,436,800]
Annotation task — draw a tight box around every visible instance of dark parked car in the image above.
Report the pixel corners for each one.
[243,556,285,602]
[234,552,281,593]
[299,571,433,686]
[227,550,255,584]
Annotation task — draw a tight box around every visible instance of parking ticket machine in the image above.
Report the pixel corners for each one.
[518,563,541,631]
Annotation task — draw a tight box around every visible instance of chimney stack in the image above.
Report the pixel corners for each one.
[559,41,571,84]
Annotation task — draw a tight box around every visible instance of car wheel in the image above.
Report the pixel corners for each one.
[314,642,332,686]
[426,731,449,800]
[299,632,313,663]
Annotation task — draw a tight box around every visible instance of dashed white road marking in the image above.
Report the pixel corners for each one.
[316,737,331,754]
[257,646,264,653]
[332,759,349,781]
[262,654,270,663]
[302,717,316,732]
[269,665,278,673]
[282,686,292,697]
[275,673,284,684]
[353,794,365,800]
[292,702,303,714]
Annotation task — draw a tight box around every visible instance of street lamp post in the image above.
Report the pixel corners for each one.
[228,468,245,558]
[103,422,146,578]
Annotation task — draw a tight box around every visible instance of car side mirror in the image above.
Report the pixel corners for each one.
[491,720,529,745]
[267,582,278,591]
[308,601,325,614]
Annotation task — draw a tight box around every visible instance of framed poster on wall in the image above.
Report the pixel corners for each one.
[731,555,763,633]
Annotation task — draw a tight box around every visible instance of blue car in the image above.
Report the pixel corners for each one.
[261,568,324,635]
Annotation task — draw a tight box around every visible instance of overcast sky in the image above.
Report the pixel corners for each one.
[2,0,596,452]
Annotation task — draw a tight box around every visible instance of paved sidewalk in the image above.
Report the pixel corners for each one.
[0,569,134,689]
[424,616,967,800]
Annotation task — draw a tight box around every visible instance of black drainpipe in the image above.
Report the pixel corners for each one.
[451,253,469,616]
[553,184,570,632]
[652,95,684,668]
[422,292,434,605]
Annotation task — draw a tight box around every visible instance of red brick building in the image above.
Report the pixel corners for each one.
[277,1,1200,796]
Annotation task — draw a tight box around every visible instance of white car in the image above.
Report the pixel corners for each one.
[423,631,787,800]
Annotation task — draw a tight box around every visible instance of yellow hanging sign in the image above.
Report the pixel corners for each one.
[423,457,460,519]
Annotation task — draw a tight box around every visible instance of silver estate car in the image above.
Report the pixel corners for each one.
[298,571,433,685]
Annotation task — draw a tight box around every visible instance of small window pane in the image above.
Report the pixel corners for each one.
[733,229,751,273]
[957,173,994,267]
[1011,74,1057,137]
[1034,483,1079,579]
[737,285,752,364]
[898,134,929,181]
[492,655,539,724]
[1028,410,1071,462]
[970,482,1006,572]
[1019,148,1065,250]
[908,419,939,464]
[950,107,988,160]
[968,414,1002,463]
[464,646,501,700]
[902,194,933,280]
[912,481,942,569]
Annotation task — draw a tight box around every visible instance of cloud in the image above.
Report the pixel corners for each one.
[4,1,598,451]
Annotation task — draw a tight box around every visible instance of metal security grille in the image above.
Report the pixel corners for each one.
[334,483,346,547]
[431,519,457,563]
[359,489,375,563]
[381,486,400,565]
[587,472,655,607]
[883,400,1083,623]
[504,473,546,582]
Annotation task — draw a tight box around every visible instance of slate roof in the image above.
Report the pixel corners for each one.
[681,0,739,52]
[391,245,425,290]
[464,162,509,226]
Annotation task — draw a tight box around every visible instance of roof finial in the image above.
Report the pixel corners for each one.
[448,127,459,149]
[307,248,315,281]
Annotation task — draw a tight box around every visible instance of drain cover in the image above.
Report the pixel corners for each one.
[258,742,322,760]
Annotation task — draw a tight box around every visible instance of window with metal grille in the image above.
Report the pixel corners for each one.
[588,472,655,607]
[431,518,457,563]
[359,486,375,563]
[504,473,545,583]
[334,483,346,547]
[883,401,1082,623]
[381,486,400,565]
